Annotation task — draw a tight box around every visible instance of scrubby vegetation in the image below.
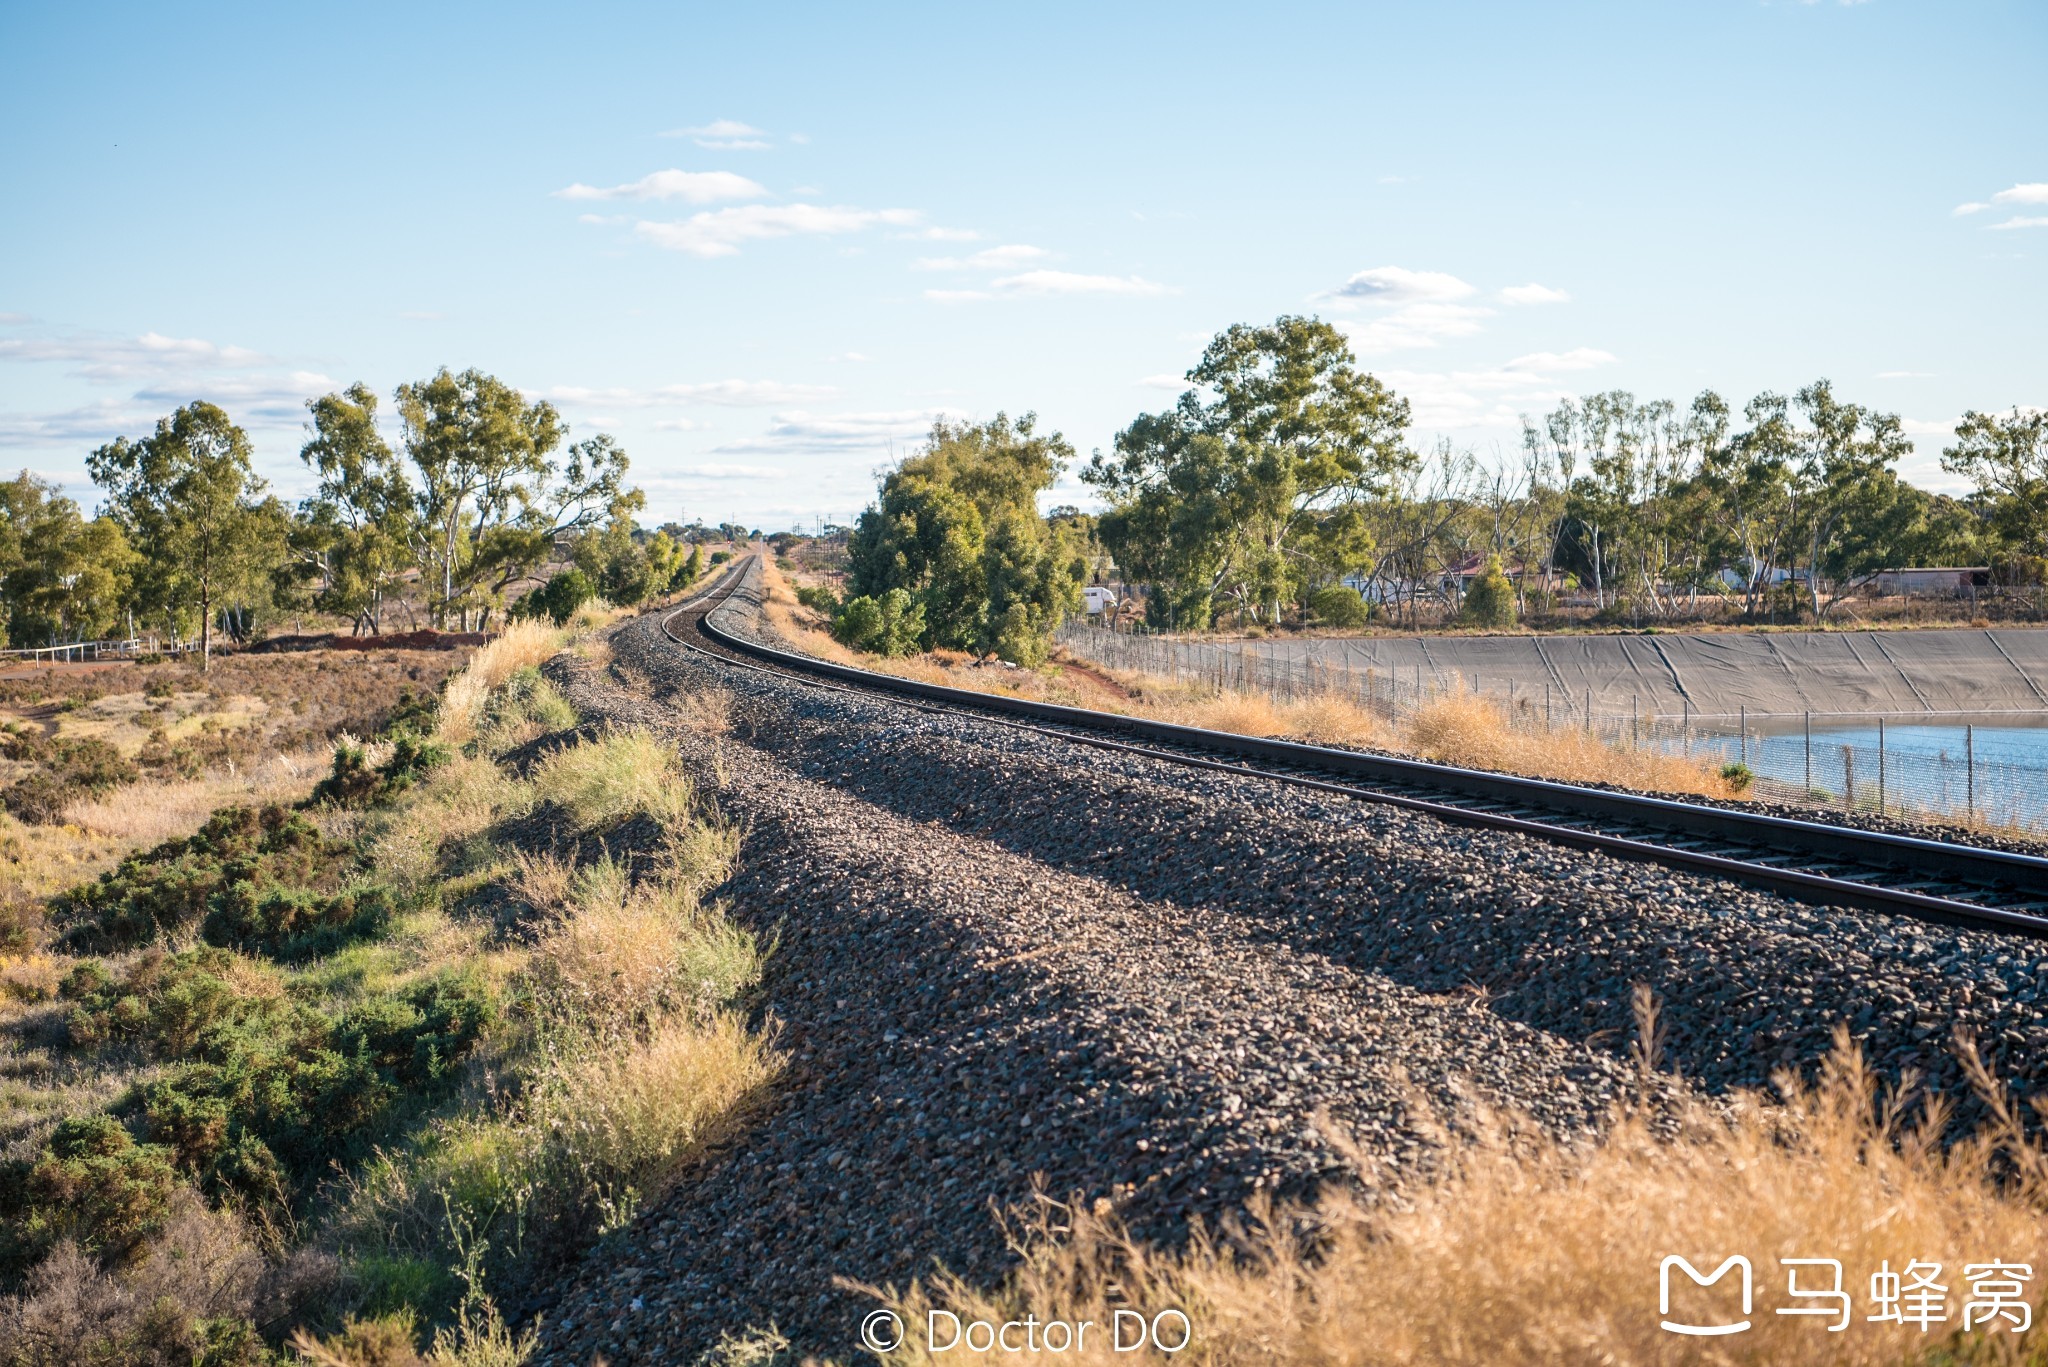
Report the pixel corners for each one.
[878,1010,2048,1367]
[0,611,777,1363]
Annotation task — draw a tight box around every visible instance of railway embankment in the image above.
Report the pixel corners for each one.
[529,590,2048,1365]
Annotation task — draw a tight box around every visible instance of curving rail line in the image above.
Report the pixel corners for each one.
[660,558,2048,941]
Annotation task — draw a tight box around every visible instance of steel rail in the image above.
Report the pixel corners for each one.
[658,561,2048,941]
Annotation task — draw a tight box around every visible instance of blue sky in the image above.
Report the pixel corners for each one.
[2,0,2042,529]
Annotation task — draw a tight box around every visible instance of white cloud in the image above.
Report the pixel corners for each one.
[988,270,1172,297]
[1988,216,2048,231]
[679,461,787,480]
[1501,348,1617,374]
[0,330,270,381]
[554,169,768,203]
[905,226,980,241]
[923,289,990,303]
[634,204,921,257]
[1337,302,1492,353]
[1500,283,1570,305]
[1136,374,1186,390]
[659,119,772,150]
[914,243,1051,271]
[0,313,31,325]
[1367,350,1623,434]
[828,352,871,363]
[714,408,956,455]
[1326,266,1477,304]
[652,418,704,432]
[1956,183,2048,216]
[541,379,838,408]
[1899,416,1961,438]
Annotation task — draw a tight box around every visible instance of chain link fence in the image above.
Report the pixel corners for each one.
[1055,619,2048,835]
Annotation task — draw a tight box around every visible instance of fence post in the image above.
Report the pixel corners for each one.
[1878,717,1887,816]
[1804,712,1812,796]
[1844,745,1855,811]
[1966,723,1975,820]
[1585,688,1592,734]
[1740,705,1747,770]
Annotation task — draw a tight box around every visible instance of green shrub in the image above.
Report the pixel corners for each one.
[795,585,841,617]
[310,733,451,811]
[1461,556,1518,628]
[1721,761,1756,792]
[0,734,139,823]
[55,805,353,955]
[1308,585,1371,629]
[4,1115,179,1270]
[709,551,731,566]
[62,947,497,1208]
[479,665,577,740]
[832,588,925,658]
[990,602,1048,667]
[510,569,596,627]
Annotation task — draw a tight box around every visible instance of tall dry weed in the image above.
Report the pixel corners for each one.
[878,1024,2048,1366]
[439,621,564,746]
[1408,689,1733,797]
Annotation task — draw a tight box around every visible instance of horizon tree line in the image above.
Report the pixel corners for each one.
[0,368,730,665]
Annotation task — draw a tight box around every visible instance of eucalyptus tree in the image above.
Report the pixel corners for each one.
[299,382,415,633]
[1943,407,2048,577]
[87,402,282,667]
[393,369,630,628]
[1084,316,1413,628]
[849,412,1080,660]
[0,472,135,647]
[1786,380,1915,620]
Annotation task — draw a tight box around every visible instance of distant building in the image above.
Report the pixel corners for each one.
[1081,586,1118,615]
[1869,567,1991,596]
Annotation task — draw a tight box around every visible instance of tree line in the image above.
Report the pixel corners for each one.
[1081,316,2046,630]
[0,369,733,663]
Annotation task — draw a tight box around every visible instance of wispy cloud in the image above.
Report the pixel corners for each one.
[988,270,1171,297]
[914,244,1051,271]
[634,204,921,257]
[714,408,956,455]
[678,461,787,480]
[554,169,768,203]
[541,379,838,407]
[0,329,271,381]
[1987,215,2048,231]
[923,289,990,304]
[1136,374,1186,390]
[1501,348,1617,374]
[1954,182,2048,217]
[1325,266,1477,304]
[1500,283,1570,305]
[1337,303,1492,353]
[903,226,980,242]
[659,118,772,150]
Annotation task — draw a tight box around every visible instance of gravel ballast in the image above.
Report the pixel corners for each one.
[529,586,2048,1364]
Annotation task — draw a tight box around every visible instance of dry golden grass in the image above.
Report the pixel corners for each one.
[879,1019,2048,1367]
[438,620,565,746]
[0,745,330,907]
[1404,690,1735,797]
[548,1010,779,1197]
[758,557,1738,801]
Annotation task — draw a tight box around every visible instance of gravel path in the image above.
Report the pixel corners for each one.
[528,586,2048,1365]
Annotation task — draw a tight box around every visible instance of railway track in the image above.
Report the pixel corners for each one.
[661,559,2048,941]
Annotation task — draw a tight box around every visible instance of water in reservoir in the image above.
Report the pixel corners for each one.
[1679,715,2048,832]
